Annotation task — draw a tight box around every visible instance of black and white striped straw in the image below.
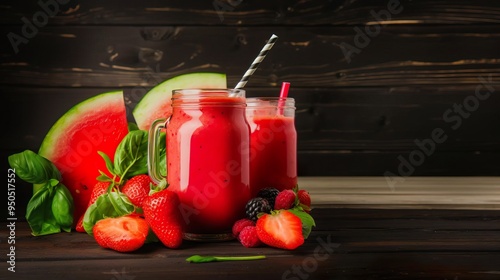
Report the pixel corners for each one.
[234,34,278,90]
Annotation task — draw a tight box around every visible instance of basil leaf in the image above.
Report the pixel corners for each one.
[113,130,148,179]
[98,151,115,176]
[26,180,60,236]
[96,174,111,182]
[287,208,316,239]
[51,183,74,232]
[128,122,139,131]
[83,194,114,234]
[159,131,167,177]
[108,192,135,216]
[8,150,61,184]
[82,192,134,235]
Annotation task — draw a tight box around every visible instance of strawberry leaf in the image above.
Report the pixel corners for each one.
[149,178,169,195]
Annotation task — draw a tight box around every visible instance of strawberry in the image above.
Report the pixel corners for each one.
[142,189,183,249]
[297,189,312,212]
[89,181,112,204]
[256,210,304,250]
[274,190,296,210]
[122,174,154,208]
[92,215,149,252]
[239,226,262,248]
[75,215,85,232]
[76,181,110,232]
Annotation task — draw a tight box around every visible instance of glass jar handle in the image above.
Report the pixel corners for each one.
[148,118,168,184]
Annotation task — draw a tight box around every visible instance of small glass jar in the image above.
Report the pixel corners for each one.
[246,97,297,196]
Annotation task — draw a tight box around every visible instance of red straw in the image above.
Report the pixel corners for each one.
[279,82,290,99]
[278,82,290,115]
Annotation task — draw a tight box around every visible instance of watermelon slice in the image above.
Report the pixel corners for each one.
[133,72,227,130]
[38,91,129,221]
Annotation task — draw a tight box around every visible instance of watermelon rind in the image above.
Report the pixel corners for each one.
[39,91,124,161]
[133,72,227,130]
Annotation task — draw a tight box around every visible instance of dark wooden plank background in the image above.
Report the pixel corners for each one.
[2,208,500,279]
[2,0,500,214]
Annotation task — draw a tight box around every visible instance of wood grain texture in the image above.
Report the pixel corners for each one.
[1,26,499,87]
[4,86,500,177]
[3,207,500,279]
[301,176,500,209]
[1,0,500,25]
[2,2,500,177]
[4,86,500,150]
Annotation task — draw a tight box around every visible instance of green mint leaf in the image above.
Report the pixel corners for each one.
[8,150,61,184]
[113,130,148,180]
[26,181,60,236]
[51,183,74,231]
[288,208,316,239]
[186,255,266,263]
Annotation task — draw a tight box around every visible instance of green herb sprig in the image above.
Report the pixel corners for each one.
[8,150,73,236]
[186,255,266,263]
[82,129,166,236]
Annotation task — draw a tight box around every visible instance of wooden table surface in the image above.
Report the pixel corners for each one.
[2,177,500,279]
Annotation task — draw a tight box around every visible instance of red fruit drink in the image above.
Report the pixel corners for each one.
[246,97,297,196]
[164,89,251,240]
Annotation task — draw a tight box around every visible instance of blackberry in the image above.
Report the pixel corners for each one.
[257,188,280,209]
[245,197,271,221]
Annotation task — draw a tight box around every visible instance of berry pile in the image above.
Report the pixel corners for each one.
[234,186,314,250]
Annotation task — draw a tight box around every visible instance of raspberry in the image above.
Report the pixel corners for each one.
[232,218,255,238]
[245,197,271,221]
[257,188,280,209]
[297,189,312,211]
[239,226,261,248]
[274,190,296,210]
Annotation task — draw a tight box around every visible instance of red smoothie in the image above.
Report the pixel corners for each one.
[248,114,297,196]
[166,94,251,237]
